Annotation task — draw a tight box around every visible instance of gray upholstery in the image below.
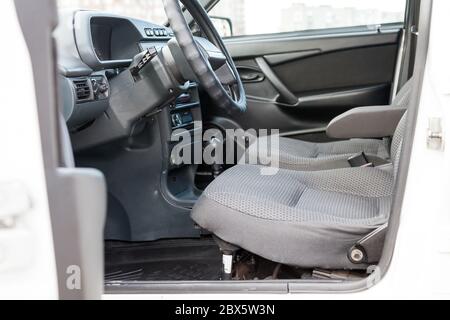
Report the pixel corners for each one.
[393,79,413,107]
[245,80,412,171]
[245,137,391,171]
[391,109,408,176]
[193,166,394,269]
[326,105,407,139]
[192,112,409,270]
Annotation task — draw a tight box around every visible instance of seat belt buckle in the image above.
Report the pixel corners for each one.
[348,152,374,168]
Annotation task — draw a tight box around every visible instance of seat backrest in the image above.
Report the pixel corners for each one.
[393,79,413,107]
[390,79,414,174]
[391,112,408,175]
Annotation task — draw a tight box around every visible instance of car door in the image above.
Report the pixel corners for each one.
[205,0,408,141]
[11,0,107,300]
[0,0,59,300]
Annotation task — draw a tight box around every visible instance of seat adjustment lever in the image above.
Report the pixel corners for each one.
[348,223,388,265]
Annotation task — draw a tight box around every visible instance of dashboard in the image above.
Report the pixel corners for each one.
[74,11,174,69]
[55,10,177,129]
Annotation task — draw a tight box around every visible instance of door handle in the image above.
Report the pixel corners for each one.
[236,66,265,83]
[241,73,260,81]
[255,57,299,106]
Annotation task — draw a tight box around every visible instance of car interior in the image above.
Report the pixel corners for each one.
[51,0,422,290]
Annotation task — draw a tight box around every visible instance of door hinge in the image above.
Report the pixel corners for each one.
[427,117,444,151]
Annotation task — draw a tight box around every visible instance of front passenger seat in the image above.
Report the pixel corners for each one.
[192,112,408,270]
[244,81,412,171]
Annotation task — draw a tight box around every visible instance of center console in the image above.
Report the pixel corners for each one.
[169,83,201,131]
[159,82,204,206]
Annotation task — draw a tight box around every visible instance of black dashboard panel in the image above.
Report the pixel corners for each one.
[55,10,176,129]
[90,18,112,61]
[73,11,173,70]
[91,17,142,62]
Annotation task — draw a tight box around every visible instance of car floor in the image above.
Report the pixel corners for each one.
[105,238,223,282]
[104,237,315,282]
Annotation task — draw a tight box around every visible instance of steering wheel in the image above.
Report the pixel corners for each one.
[163,0,247,113]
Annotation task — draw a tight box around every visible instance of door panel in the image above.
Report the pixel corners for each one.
[205,27,402,136]
[272,45,398,94]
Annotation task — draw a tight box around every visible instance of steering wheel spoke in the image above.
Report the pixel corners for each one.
[216,63,238,86]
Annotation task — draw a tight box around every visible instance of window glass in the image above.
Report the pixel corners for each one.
[57,0,168,25]
[209,0,407,37]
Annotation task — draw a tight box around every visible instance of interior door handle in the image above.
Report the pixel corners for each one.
[236,66,265,83]
[241,73,260,81]
[255,57,299,106]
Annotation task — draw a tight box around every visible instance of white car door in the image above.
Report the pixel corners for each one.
[1,0,107,300]
[0,0,58,300]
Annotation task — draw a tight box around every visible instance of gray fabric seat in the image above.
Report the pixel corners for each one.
[192,113,407,270]
[245,81,412,171]
[245,137,391,171]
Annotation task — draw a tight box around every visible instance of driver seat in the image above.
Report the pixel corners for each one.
[244,80,412,171]
[192,112,407,269]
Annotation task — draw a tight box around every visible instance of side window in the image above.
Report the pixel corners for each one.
[209,0,407,38]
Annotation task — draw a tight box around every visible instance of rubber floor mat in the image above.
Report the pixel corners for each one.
[105,238,222,282]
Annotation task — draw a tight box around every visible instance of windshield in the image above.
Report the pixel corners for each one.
[57,0,168,25]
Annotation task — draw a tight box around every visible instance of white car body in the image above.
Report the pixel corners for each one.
[0,0,58,300]
[0,0,448,300]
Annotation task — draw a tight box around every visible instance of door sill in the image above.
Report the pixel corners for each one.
[103,278,366,295]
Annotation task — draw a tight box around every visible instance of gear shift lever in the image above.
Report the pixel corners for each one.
[209,136,224,179]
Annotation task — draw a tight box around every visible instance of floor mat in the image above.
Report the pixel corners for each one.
[105,238,222,282]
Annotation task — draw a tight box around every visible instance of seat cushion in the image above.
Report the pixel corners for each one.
[244,137,391,171]
[192,165,394,269]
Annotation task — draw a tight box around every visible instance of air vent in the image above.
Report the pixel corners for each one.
[73,78,92,102]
